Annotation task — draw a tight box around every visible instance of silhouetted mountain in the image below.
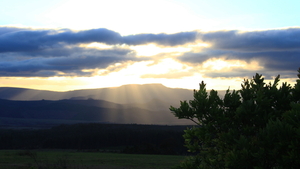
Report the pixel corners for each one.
[60,99,125,109]
[0,84,226,127]
[127,98,172,111]
[0,84,194,105]
[0,99,193,128]
[0,87,65,100]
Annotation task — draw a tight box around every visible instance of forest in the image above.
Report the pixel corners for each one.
[0,123,192,155]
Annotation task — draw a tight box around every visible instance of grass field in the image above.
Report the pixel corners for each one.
[0,150,185,169]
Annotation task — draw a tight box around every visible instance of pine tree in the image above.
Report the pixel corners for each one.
[170,69,300,169]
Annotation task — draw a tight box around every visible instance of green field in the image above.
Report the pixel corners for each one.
[0,150,185,169]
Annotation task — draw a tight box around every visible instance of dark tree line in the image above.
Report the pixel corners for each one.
[0,123,191,155]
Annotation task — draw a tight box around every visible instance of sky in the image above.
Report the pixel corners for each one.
[0,0,300,91]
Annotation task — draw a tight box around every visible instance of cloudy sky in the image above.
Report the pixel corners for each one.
[0,0,299,91]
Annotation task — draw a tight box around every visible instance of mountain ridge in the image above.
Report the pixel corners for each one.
[0,98,193,127]
[0,83,195,105]
[0,84,226,127]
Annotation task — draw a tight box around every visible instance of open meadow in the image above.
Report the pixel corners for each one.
[0,149,185,169]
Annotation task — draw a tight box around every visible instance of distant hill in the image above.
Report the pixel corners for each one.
[0,84,200,113]
[0,83,227,105]
[0,84,194,105]
[0,99,193,128]
[0,84,226,127]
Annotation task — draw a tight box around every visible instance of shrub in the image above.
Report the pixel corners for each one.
[170,69,300,168]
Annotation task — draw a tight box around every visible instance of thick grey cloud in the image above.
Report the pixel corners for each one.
[178,49,300,71]
[0,26,299,78]
[0,28,122,53]
[0,27,27,36]
[204,67,295,80]
[0,49,141,77]
[200,28,300,51]
[176,28,300,78]
[177,49,226,63]
[123,31,198,46]
[48,28,122,45]
[17,47,133,58]
[0,27,198,77]
[0,27,198,53]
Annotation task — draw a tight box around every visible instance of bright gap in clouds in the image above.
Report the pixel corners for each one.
[130,44,191,57]
[1,0,299,92]
[81,43,113,49]
[202,59,263,71]
[82,43,191,57]
[83,58,252,91]
[83,58,193,89]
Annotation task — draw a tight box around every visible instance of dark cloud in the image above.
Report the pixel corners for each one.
[203,68,262,79]
[203,67,296,80]
[0,28,122,53]
[0,29,49,52]
[17,47,133,58]
[200,28,300,51]
[176,28,300,79]
[0,27,198,77]
[0,27,197,53]
[0,50,142,77]
[0,26,299,78]
[177,49,300,73]
[48,28,122,45]
[0,27,28,36]
[177,49,226,63]
[123,31,198,46]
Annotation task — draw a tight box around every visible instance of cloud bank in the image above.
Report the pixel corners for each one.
[0,28,197,53]
[0,27,299,79]
[177,29,300,78]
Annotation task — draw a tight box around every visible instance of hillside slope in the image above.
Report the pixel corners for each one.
[0,99,193,128]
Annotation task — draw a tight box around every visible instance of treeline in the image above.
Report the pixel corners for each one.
[0,123,192,155]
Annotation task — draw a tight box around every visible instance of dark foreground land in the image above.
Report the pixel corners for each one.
[0,123,191,155]
[0,149,185,169]
[0,123,193,168]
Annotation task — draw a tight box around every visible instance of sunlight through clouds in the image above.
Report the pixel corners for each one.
[1,0,300,91]
[130,44,191,57]
[0,76,90,91]
[80,42,114,49]
[83,58,195,89]
[202,59,263,71]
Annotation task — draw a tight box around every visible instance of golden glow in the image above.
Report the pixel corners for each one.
[0,77,90,91]
[203,58,263,71]
[1,71,297,92]
[82,59,192,89]
[1,1,298,95]
[146,58,185,73]
[130,44,191,57]
[188,41,211,53]
[80,42,114,49]
[95,58,187,77]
